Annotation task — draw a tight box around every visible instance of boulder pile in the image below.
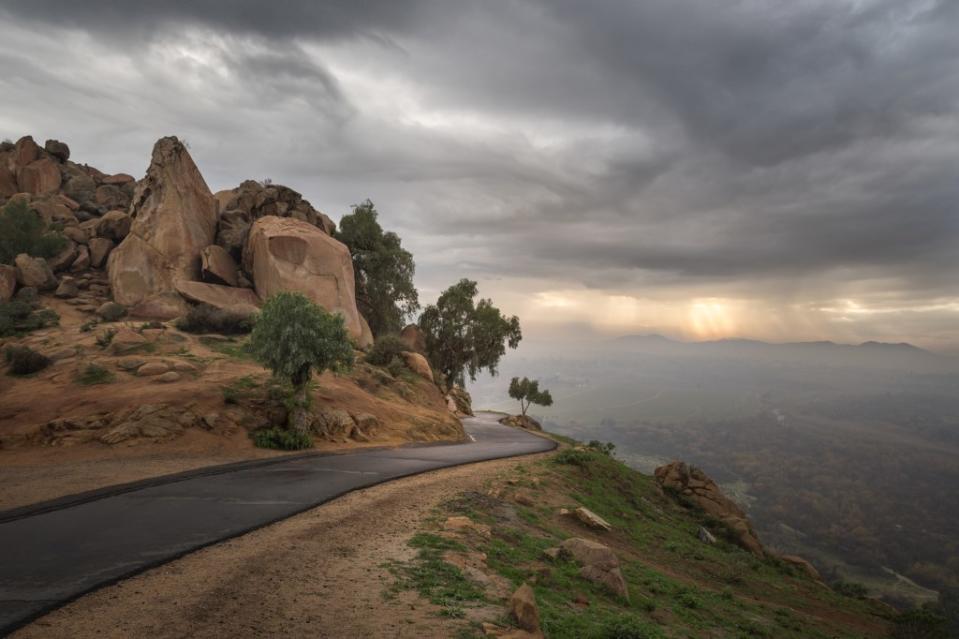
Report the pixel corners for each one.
[3,134,374,348]
[654,461,764,556]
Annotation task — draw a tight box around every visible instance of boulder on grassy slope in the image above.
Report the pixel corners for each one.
[244,216,371,347]
[655,460,764,556]
[108,136,217,308]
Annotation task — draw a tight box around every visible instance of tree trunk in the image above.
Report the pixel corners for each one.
[288,364,313,436]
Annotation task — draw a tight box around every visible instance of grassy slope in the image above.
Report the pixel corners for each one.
[390,440,895,638]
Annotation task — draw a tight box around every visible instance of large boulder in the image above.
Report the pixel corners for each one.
[14,254,57,290]
[108,136,217,307]
[0,154,17,198]
[446,385,473,416]
[17,158,62,195]
[174,280,260,314]
[499,414,543,431]
[654,461,764,556]
[558,538,629,600]
[12,136,39,169]
[88,237,115,268]
[401,351,433,382]
[95,210,132,241]
[244,216,371,347]
[44,139,70,162]
[399,323,427,354]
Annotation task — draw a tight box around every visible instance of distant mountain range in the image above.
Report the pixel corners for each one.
[610,334,952,370]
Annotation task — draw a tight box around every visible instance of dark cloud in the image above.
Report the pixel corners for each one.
[0,0,956,345]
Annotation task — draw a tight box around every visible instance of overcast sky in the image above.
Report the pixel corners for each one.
[1,1,957,349]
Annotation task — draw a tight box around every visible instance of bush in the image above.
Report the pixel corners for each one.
[832,580,869,599]
[366,334,408,366]
[4,345,51,376]
[76,363,115,385]
[599,614,664,639]
[175,303,255,335]
[553,447,593,467]
[386,355,407,378]
[588,440,616,456]
[0,199,68,265]
[96,328,117,349]
[251,427,313,450]
[0,301,59,337]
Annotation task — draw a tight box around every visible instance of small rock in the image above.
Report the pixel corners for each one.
[88,237,114,268]
[14,253,57,290]
[95,210,132,241]
[54,276,79,299]
[47,347,77,361]
[70,245,91,272]
[570,507,612,531]
[96,301,127,322]
[0,264,16,302]
[698,526,717,545]
[171,360,197,373]
[137,361,171,376]
[155,371,181,383]
[47,241,79,272]
[542,547,561,561]
[443,516,492,539]
[108,328,147,355]
[510,583,541,635]
[115,358,146,371]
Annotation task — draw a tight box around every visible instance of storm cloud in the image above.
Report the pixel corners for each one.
[1,0,956,347]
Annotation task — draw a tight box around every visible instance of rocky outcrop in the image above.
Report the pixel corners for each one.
[108,136,218,310]
[446,385,473,416]
[244,216,371,347]
[14,254,57,290]
[654,461,764,556]
[499,414,542,431]
[17,158,62,195]
[200,245,239,287]
[213,179,334,258]
[401,351,434,382]
[399,323,427,354]
[779,554,822,581]
[556,537,629,600]
[174,280,260,314]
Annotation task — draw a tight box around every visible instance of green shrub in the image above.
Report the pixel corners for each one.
[76,363,115,385]
[832,580,869,599]
[251,427,313,450]
[4,345,51,376]
[588,440,617,456]
[553,447,593,467]
[96,328,117,349]
[175,303,255,335]
[0,199,68,265]
[598,614,665,639]
[366,334,408,366]
[386,355,407,378]
[0,301,59,337]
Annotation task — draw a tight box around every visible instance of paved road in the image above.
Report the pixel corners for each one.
[0,412,554,634]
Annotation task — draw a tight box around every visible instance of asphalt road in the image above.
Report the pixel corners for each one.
[0,412,555,635]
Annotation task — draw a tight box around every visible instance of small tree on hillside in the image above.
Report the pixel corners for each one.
[0,199,67,265]
[508,377,553,416]
[247,292,354,434]
[336,199,419,337]
[419,278,521,389]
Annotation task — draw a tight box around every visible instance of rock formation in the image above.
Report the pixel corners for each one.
[654,460,764,556]
[556,537,629,600]
[399,323,427,354]
[213,179,335,258]
[244,216,372,347]
[108,136,217,316]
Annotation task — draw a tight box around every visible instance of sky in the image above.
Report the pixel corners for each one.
[1,1,957,350]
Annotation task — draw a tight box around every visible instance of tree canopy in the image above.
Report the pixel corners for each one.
[248,292,354,390]
[418,278,521,388]
[336,199,419,336]
[508,376,553,416]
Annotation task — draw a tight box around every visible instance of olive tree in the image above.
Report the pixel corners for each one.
[418,279,521,389]
[247,292,354,433]
[508,377,553,416]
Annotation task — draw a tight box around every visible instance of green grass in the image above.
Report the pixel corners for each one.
[200,336,253,360]
[388,533,487,619]
[222,375,260,404]
[75,363,115,385]
[387,444,890,638]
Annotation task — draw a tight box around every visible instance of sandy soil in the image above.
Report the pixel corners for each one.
[13,454,546,639]
[1,294,463,511]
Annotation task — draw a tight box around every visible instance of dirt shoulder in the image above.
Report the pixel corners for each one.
[13,454,546,639]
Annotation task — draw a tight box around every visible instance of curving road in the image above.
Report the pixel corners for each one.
[0,412,555,635]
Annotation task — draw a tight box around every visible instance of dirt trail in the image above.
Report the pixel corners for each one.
[14,454,547,639]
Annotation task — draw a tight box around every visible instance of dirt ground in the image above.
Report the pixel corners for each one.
[13,454,545,639]
[1,295,464,511]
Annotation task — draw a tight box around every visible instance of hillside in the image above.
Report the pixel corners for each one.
[0,134,464,509]
[379,436,896,637]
